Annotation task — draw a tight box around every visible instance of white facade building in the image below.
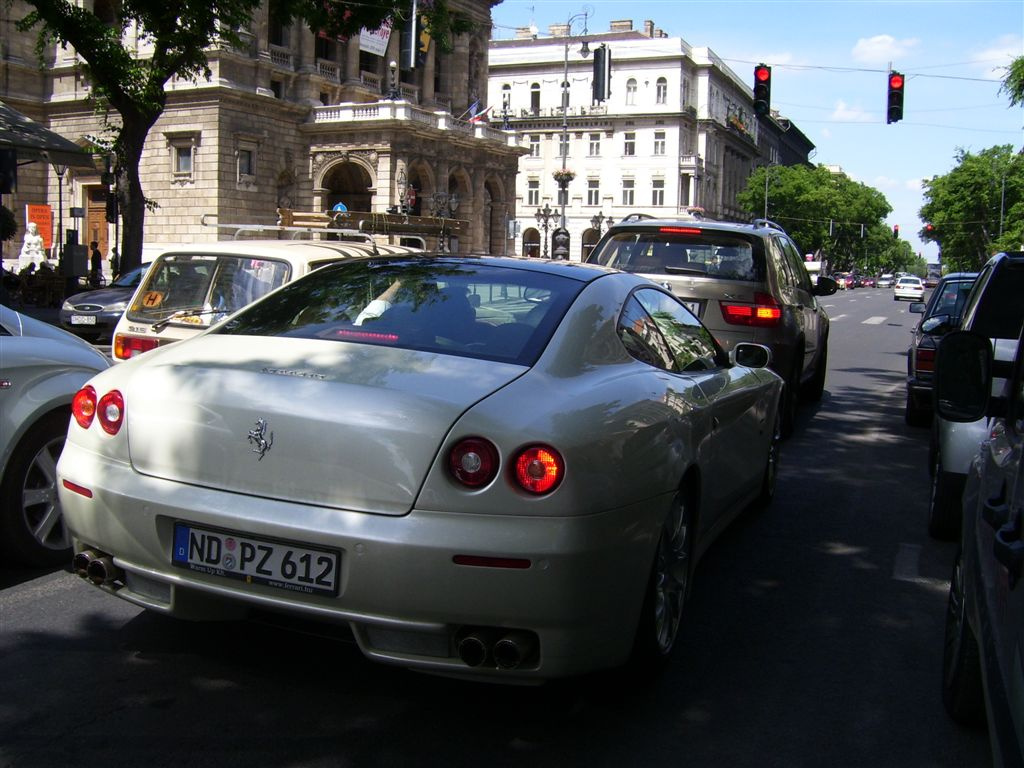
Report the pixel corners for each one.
[489,19,813,261]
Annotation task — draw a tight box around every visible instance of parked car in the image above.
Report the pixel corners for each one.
[878,274,895,288]
[935,326,1024,768]
[928,251,1024,539]
[905,272,979,426]
[0,304,110,566]
[111,240,421,361]
[585,216,836,437]
[58,255,783,681]
[858,276,877,288]
[59,263,151,341]
[894,275,926,302]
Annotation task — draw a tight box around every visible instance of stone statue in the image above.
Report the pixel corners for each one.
[18,222,46,270]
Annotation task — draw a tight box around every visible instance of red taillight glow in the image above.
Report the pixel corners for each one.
[72,385,98,429]
[658,226,702,235]
[513,445,564,494]
[719,292,782,327]
[97,390,125,435]
[113,334,160,360]
[915,347,936,372]
[449,437,500,488]
[62,479,93,498]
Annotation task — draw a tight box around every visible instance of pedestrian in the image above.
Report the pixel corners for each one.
[109,247,120,281]
[89,241,102,287]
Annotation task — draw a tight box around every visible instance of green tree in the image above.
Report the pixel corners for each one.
[737,164,892,272]
[1001,55,1024,107]
[7,0,471,273]
[919,145,1024,272]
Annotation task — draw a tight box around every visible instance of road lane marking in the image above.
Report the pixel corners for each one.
[830,314,847,321]
[862,316,887,325]
[892,543,948,593]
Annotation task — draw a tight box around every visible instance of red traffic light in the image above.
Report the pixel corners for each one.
[753,64,772,116]
[755,66,771,82]
[888,73,904,90]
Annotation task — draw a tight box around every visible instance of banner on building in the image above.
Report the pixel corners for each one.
[26,203,53,251]
[360,21,393,57]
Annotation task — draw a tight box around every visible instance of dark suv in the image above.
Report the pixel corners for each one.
[586,217,837,435]
[905,271,978,427]
[928,252,1024,539]
[935,325,1024,767]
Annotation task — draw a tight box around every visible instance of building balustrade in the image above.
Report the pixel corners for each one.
[316,59,339,82]
[269,45,293,69]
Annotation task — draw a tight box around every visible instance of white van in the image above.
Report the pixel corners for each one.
[111,240,418,361]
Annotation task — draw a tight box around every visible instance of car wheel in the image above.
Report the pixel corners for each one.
[941,550,985,724]
[801,339,828,402]
[631,490,693,671]
[755,405,782,508]
[904,392,931,427]
[0,411,73,567]
[927,452,963,540]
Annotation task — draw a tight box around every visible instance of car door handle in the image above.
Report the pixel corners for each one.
[994,523,1024,589]
[983,499,1010,529]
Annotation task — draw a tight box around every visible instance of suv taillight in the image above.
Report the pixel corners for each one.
[719,292,782,327]
[915,346,936,372]
[114,334,160,360]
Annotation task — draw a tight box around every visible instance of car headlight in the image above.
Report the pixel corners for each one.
[61,299,74,311]
[106,301,128,312]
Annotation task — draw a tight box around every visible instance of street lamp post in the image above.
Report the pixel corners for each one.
[387,60,400,100]
[535,203,556,259]
[432,191,460,252]
[52,162,67,262]
[590,212,605,233]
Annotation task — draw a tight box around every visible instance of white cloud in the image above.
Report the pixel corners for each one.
[831,100,874,123]
[971,34,1023,81]
[905,178,926,192]
[871,175,901,190]
[851,35,920,65]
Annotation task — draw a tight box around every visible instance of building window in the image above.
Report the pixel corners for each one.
[315,35,336,61]
[656,77,668,104]
[622,179,635,206]
[529,134,541,157]
[587,178,600,206]
[174,145,192,176]
[527,178,540,206]
[653,130,666,156]
[626,78,637,106]
[623,132,636,156]
[165,131,199,183]
[238,148,254,178]
[680,174,691,206]
[530,83,540,114]
[269,17,287,47]
[588,133,601,156]
[270,79,283,98]
[652,178,664,206]
[559,133,569,158]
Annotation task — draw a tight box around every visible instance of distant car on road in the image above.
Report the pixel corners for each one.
[894,275,925,302]
[935,325,1024,768]
[878,274,895,288]
[858,276,876,288]
[905,272,978,426]
[59,263,151,341]
[0,304,110,566]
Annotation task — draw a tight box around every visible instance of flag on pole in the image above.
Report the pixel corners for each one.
[469,105,494,123]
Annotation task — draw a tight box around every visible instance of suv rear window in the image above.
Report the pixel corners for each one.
[589,229,765,282]
[971,261,1024,340]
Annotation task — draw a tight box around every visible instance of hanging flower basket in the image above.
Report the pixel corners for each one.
[552,168,576,185]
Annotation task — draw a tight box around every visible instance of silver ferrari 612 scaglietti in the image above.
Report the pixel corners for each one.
[58,255,782,682]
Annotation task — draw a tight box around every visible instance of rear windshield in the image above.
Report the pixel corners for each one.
[216,259,584,366]
[126,253,291,327]
[587,229,765,282]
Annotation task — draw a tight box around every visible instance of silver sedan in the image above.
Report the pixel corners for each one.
[58,256,782,681]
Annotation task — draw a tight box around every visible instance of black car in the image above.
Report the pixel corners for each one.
[59,264,150,341]
[905,271,978,426]
[586,215,837,437]
[936,325,1024,768]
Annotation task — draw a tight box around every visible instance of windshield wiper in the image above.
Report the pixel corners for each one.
[152,307,224,332]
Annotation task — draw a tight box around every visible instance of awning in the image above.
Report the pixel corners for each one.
[0,100,96,169]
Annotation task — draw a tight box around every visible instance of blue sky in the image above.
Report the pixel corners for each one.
[490,0,1024,263]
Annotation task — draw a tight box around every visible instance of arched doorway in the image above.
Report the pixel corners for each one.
[322,161,373,213]
[522,227,540,258]
[581,227,600,261]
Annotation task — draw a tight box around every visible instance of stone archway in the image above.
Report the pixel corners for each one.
[581,227,600,261]
[320,159,374,213]
[483,176,508,256]
[522,227,540,258]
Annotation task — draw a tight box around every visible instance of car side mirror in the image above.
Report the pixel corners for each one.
[731,342,772,369]
[921,313,954,335]
[934,331,991,422]
[814,276,838,296]
[909,301,926,314]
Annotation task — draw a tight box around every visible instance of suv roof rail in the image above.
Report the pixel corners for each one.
[618,212,657,223]
[751,218,787,233]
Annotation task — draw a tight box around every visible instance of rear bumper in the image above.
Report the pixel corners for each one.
[58,440,662,681]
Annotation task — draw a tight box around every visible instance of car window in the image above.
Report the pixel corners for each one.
[634,287,724,371]
[968,262,1024,340]
[589,229,765,282]
[928,279,975,319]
[617,294,677,371]
[779,237,813,292]
[216,259,583,366]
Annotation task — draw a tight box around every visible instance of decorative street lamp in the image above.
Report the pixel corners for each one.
[590,212,605,233]
[432,190,460,252]
[52,162,67,262]
[387,60,400,100]
[535,203,556,259]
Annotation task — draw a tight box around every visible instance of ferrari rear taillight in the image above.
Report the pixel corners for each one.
[449,437,500,488]
[113,334,159,360]
[720,292,782,327]
[72,385,98,429]
[513,445,564,494]
[97,390,125,435]
[915,346,936,372]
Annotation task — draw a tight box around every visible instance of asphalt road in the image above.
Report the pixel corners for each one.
[0,287,992,768]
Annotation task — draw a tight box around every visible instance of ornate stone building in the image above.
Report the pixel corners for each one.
[0,0,523,263]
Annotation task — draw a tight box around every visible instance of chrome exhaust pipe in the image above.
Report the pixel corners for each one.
[493,631,538,670]
[85,555,120,586]
[72,549,99,578]
[456,630,493,668]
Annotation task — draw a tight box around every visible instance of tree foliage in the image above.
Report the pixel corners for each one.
[919,145,1024,272]
[1001,55,1024,108]
[7,0,472,272]
[736,164,912,273]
